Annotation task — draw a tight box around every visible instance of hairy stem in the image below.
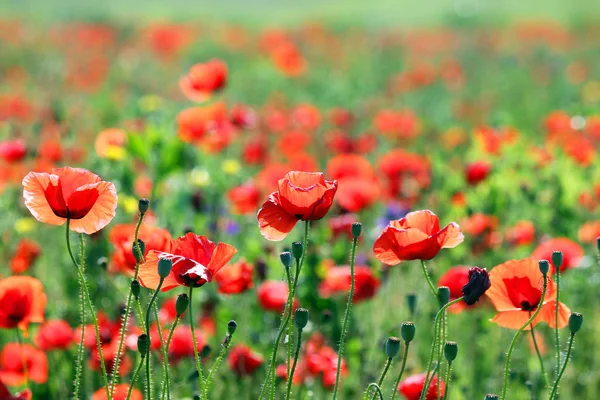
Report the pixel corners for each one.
[188,287,208,400]
[549,333,575,400]
[285,328,304,400]
[390,343,410,400]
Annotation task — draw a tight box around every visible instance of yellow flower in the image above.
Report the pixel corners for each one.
[191,168,210,187]
[15,218,36,234]
[105,146,126,161]
[222,159,241,175]
[120,196,139,215]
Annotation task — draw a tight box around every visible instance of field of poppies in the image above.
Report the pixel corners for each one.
[1,6,600,400]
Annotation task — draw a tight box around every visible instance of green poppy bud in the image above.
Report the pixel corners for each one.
[484,395,499,400]
[552,251,563,271]
[569,312,583,334]
[351,222,362,239]
[132,239,145,262]
[131,279,141,299]
[292,242,304,260]
[280,251,292,269]
[137,334,149,356]
[385,337,401,359]
[538,260,549,276]
[176,293,189,316]
[294,308,309,330]
[401,321,416,343]
[437,286,450,307]
[444,341,458,362]
[406,293,417,317]
[200,345,211,358]
[227,320,237,335]
[138,198,150,214]
[158,258,173,279]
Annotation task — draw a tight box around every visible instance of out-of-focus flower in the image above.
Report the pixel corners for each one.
[36,320,74,351]
[0,343,48,385]
[92,384,141,400]
[0,276,46,333]
[95,128,127,161]
[578,221,600,244]
[179,59,228,102]
[319,265,380,303]
[374,109,420,139]
[228,345,264,376]
[0,140,27,163]
[465,161,492,185]
[9,239,41,274]
[398,372,445,400]
[214,259,254,295]
[227,183,260,215]
[257,281,299,312]
[531,238,583,273]
[505,220,535,246]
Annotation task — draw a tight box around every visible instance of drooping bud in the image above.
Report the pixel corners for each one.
[401,321,416,343]
[385,337,401,359]
[158,258,173,279]
[444,341,458,362]
[538,260,550,276]
[552,251,563,272]
[406,293,417,317]
[568,312,583,334]
[294,308,309,330]
[227,320,237,336]
[138,198,150,214]
[131,280,141,299]
[351,222,362,239]
[462,267,491,305]
[132,239,146,262]
[176,293,189,316]
[437,286,450,307]
[292,242,304,260]
[280,252,292,269]
[137,334,149,356]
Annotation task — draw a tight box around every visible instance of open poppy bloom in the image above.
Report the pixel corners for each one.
[228,345,264,376]
[531,238,583,273]
[35,319,74,351]
[398,372,445,400]
[373,210,463,264]
[257,171,338,241]
[22,167,117,234]
[179,59,228,102]
[0,276,46,333]
[486,259,571,329]
[214,259,254,295]
[92,384,142,400]
[138,232,237,292]
[0,343,48,386]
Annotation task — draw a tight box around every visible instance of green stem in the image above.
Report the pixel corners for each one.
[420,260,438,297]
[136,299,147,332]
[332,233,358,400]
[206,333,234,391]
[285,328,304,400]
[161,316,180,400]
[153,303,168,400]
[188,287,208,400]
[127,355,146,400]
[73,263,85,399]
[145,279,164,400]
[501,275,548,400]
[364,384,384,400]
[66,221,110,400]
[443,361,452,400]
[437,313,446,400]
[371,358,392,400]
[390,343,410,400]
[15,328,29,387]
[554,268,561,379]
[111,212,146,397]
[420,297,464,400]
[528,320,549,389]
[549,333,575,400]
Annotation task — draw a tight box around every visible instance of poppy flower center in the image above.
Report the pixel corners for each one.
[503,277,542,311]
[172,258,211,287]
[43,181,100,219]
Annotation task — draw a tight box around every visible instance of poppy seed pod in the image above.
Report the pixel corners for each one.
[131,279,141,299]
[552,251,563,270]
[444,341,458,362]
[401,321,416,343]
[569,312,583,333]
[227,320,237,335]
[137,334,149,356]
[406,293,417,316]
[138,198,150,214]
[385,337,401,359]
[462,267,491,305]
[280,251,292,269]
[294,308,309,329]
[437,286,450,306]
[484,395,499,400]
[157,258,173,279]
[292,242,304,260]
[538,260,550,276]
[351,222,362,239]
[176,293,189,316]
[132,239,146,262]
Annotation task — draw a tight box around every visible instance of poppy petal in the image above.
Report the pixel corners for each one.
[536,300,571,329]
[22,172,66,226]
[52,167,101,200]
[69,181,118,234]
[207,242,237,276]
[437,222,464,248]
[257,193,298,241]
[137,251,180,292]
[490,310,532,330]
[400,210,441,235]
[373,226,430,264]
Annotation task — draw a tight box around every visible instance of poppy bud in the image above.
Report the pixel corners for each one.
[351,222,362,239]
[538,260,550,276]
[406,293,417,317]
[444,341,458,362]
[97,257,108,270]
[568,312,583,334]
[401,321,416,343]
[176,293,189,316]
[138,198,150,214]
[437,286,450,307]
[294,308,309,330]
[132,239,146,262]
[385,337,401,359]
[484,395,499,400]
[292,242,304,260]
[462,267,491,305]
[158,258,173,279]
[227,320,237,336]
[280,252,292,269]
[193,394,201,400]
[137,334,149,356]
[552,251,563,270]
[201,345,211,358]
[131,279,141,299]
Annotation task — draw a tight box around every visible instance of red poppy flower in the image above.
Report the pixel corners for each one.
[35,320,74,351]
[0,343,48,386]
[229,103,257,129]
[291,104,321,131]
[374,109,420,139]
[75,312,121,349]
[486,259,571,329]
[243,141,267,165]
[303,333,347,389]
[22,167,117,234]
[328,213,358,240]
[277,130,312,157]
[256,281,299,313]
[461,213,501,253]
[227,183,260,215]
[578,221,600,244]
[505,220,535,246]
[398,372,445,400]
[257,171,338,241]
[9,239,41,274]
[138,232,237,292]
[326,154,380,211]
[0,140,27,163]
[179,59,228,102]
[92,384,142,400]
[438,267,479,313]
[228,345,264,376]
[0,378,31,400]
[377,150,430,200]
[531,238,583,273]
[108,223,173,274]
[0,276,46,333]
[214,259,254,295]
[176,102,228,144]
[271,43,307,77]
[374,210,463,265]
[319,266,380,303]
[465,161,492,185]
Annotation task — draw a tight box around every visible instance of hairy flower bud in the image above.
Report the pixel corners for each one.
[462,267,491,305]
[176,293,189,316]
[385,337,401,359]
[294,308,309,330]
[351,222,362,239]
[138,198,150,214]
[401,321,416,343]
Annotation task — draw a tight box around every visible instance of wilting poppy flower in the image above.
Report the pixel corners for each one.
[227,183,260,215]
[214,259,254,294]
[0,140,27,163]
[462,267,491,305]
[257,171,338,241]
[36,319,74,351]
[0,276,46,333]
[505,220,535,246]
[22,167,117,234]
[108,223,173,274]
[138,232,237,292]
[373,210,463,265]
[228,345,264,376]
[9,239,41,274]
[94,128,127,161]
[486,259,571,329]
[398,372,445,400]
[465,161,492,185]
[438,267,475,313]
[0,343,48,385]
[179,59,228,102]
[257,281,299,312]
[319,266,380,303]
[578,221,600,243]
[531,238,583,273]
[92,384,142,400]
[0,378,31,400]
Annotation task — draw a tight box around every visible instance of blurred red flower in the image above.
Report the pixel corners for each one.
[228,345,264,376]
[319,265,380,303]
[531,238,583,273]
[92,384,141,400]
[505,220,535,246]
[9,239,41,274]
[227,183,261,215]
[0,343,48,386]
[0,378,31,399]
[214,259,254,295]
[36,319,74,351]
[465,161,491,185]
[578,221,600,244]
[179,59,228,102]
[0,276,46,333]
[0,140,27,163]
[398,372,445,400]
[257,281,299,313]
